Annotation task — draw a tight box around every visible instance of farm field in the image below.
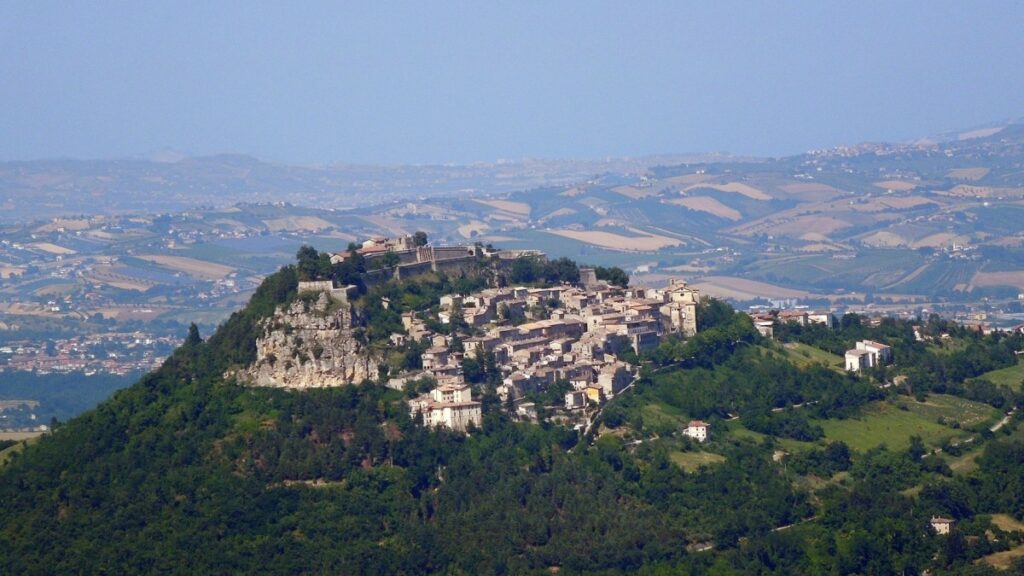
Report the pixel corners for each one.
[873,180,918,191]
[899,394,1002,430]
[685,182,772,200]
[136,254,236,280]
[81,267,155,291]
[726,422,816,453]
[779,342,844,370]
[472,198,531,216]
[547,227,682,251]
[29,242,76,255]
[261,215,336,232]
[691,276,817,300]
[666,197,742,220]
[669,450,726,472]
[0,266,24,279]
[739,250,924,292]
[610,185,657,199]
[972,270,1024,291]
[978,359,1024,389]
[814,400,967,452]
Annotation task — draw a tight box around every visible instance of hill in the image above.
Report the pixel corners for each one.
[2,252,1024,574]
[356,123,1024,303]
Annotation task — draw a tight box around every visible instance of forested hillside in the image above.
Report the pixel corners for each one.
[2,257,1024,575]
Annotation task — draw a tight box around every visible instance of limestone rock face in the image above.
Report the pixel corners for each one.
[243,292,379,388]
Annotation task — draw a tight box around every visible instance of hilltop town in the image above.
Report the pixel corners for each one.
[240,235,700,433]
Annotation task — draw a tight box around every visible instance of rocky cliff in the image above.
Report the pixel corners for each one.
[242,291,379,388]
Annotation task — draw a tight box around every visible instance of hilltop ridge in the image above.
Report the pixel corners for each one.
[2,247,1024,573]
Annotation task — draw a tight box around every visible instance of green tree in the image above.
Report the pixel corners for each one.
[186,323,202,346]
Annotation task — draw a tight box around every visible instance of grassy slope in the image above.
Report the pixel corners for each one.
[0,436,41,467]
[780,342,845,370]
[979,358,1024,389]
[813,400,973,452]
[669,451,726,472]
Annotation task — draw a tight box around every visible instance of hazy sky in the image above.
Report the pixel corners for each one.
[2,1,1022,164]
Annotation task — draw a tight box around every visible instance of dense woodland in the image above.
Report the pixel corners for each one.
[0,370,140,426]
[2,255,1024,574]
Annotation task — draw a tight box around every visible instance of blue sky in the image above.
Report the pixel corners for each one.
[2,1,1022,164]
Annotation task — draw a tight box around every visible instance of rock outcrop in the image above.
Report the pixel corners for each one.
[242,291,379,388]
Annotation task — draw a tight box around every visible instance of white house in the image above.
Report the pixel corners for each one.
[409,384,482,433]
[845,340,892,372]
[930,516,954,535]
[857,340,892,365]
[845,349,871,372]
[807,311,837,329]
[683,420,709,442]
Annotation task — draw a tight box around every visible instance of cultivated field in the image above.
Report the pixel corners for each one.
[911,232,967,249]
[473,199,532,216]
[537,208,577,223]
[137,255,236,280]
[971,270,1024,290]
[815,401,964,452]
[685,182,772,200]
[691,276,816,300]
[947,184,1024,198]
[779,182,846,199]
[82,267,155,291]
[670,451,726,472]
[611,185,657,199]
[946,167,991,180]
[851,196,936,212]
[548,228,682,251]
[771,215,852,237]
[262,216,336,232]
[663,174,712,187]
[30,242,77,255]
[873,180,918,191]
[860,230,908,248]
[33,218,93,233]
[666,196,742,220]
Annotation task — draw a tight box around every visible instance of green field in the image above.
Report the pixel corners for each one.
[780,342,844,370]
[726,421,817,453]
[900,394,1002,430]
[978,358,1024,389]
[0,435,42,468]
[815,400,969,452]
[669,450,726,472]
[639,402,690,430]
